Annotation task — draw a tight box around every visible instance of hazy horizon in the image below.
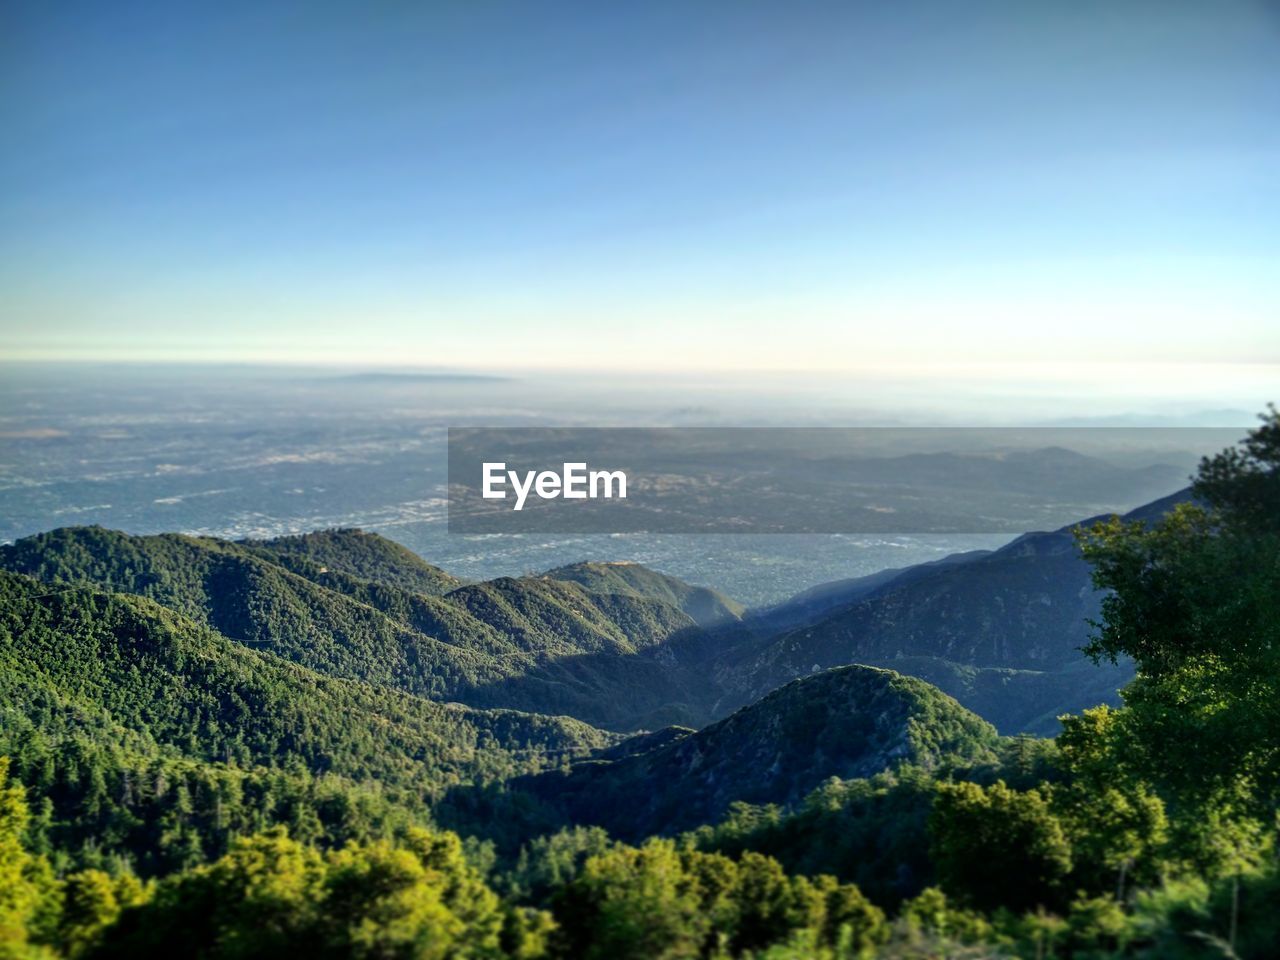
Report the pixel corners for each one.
[2,358,1276,424]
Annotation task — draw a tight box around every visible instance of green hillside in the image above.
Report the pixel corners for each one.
[445,575,696,655]
[0,526,520,698]
[0,570,610,865]
[542,561,744,626]
[0,528,719,731]
[521,665,999,839]
[851,655,1134,737]
[241,528,462,595]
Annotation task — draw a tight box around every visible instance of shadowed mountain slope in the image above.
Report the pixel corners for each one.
[709,491,1189,732]
[518,664,999,839]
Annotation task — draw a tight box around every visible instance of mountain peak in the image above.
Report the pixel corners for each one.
[542,560,744,627]
[240,528,461,595]
[524,664,998,839]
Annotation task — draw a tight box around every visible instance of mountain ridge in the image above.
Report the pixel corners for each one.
[0,527,721,731]
[516,664,1000,839]
[704,489,1191,733]
[541,560,744,627]
[1,487,1190,742]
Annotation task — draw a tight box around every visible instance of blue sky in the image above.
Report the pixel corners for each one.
[1,1,1277,371]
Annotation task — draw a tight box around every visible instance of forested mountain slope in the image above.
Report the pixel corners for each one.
[0,569,612,869]
[748,550,992,633]
[3,488,1186,741]
[0,526,526,698]
[518,665,999,839]
[241,528,462,595]
[0,528,719,730]
[0,570,610,786]
[707,491,1189,732]
[541,560,744,626]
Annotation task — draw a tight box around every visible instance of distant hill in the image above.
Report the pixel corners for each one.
[709,490,1190,733]
[520,665,999,839]
[542,560,744,627]
[242,528,462,595]
[815,446,1189,504]
[749,550,992,632]
[847,655,1133,736]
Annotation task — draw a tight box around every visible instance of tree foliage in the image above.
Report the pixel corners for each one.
[1078,408,1280,833]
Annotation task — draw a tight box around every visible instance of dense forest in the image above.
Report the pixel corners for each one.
[1,409,1278,958]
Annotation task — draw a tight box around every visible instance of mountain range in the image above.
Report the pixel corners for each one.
[0,487,1186,870]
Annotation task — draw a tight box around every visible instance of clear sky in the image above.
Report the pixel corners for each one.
[1,1,1277,372]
